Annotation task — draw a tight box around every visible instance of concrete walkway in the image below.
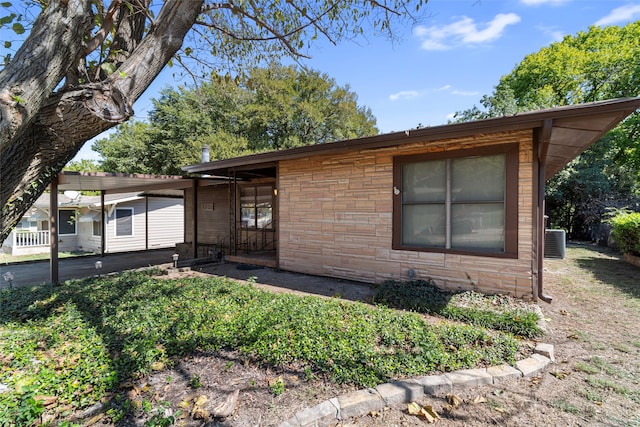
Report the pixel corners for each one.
[0,249,176,289]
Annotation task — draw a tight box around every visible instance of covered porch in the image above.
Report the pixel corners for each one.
[180,163,279,268]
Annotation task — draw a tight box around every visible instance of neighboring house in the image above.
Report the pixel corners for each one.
[180,98,640,301]
[2,192,184,256]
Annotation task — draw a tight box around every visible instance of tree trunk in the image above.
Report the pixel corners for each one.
[0,0,94,150]
[0,0,204,242]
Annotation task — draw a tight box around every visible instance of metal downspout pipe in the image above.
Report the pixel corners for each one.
[537,120,553,303]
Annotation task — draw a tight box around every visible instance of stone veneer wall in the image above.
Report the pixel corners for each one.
[278,130,535,298]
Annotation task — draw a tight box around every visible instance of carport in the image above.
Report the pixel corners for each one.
[45,171,220,284]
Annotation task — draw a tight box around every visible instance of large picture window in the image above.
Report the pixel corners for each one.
[58,210,77,235]
[240,185,273,229]
[115,208,134,237]
[393,144,518,257]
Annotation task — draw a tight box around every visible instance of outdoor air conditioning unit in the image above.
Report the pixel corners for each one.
[544,229,566,259]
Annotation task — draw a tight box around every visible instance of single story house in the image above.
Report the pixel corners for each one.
[180,97,640,301]
[2,191,184,256]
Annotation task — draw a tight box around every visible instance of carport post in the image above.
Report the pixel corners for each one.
[192,178,198,258]
[50,176,59,284]
[100,190,105,256]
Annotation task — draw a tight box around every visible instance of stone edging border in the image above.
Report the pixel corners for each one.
[279,343,555,427]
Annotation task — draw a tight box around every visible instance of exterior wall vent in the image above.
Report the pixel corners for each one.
[544,229,566,259]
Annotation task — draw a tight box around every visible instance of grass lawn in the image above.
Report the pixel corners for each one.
[0,269,540,426]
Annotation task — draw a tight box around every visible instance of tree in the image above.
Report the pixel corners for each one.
[0,0,425,242]
[453,22,640,238]
[93,64,378,175]
[242,64,378,151]
[91,121,153,174]
[63,159,103,173]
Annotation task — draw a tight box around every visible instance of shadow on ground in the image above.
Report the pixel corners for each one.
[570,243,640,301]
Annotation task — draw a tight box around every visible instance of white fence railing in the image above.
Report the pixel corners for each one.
[12,230,50,248]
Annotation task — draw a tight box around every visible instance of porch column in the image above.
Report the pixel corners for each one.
[192,178,198,258]
[50,176,59,284]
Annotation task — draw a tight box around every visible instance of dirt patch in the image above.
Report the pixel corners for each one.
[110,243,639,426]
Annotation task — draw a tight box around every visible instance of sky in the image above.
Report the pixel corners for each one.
[69,0,640,162]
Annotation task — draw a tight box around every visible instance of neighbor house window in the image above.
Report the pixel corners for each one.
[92,215,102,237]
[16,220,37,230]
[115,208,133,237]
[58,210,77,235]
[240,185,273,229]
[393,144,518,257]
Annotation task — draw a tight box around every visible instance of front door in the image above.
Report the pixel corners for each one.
[236,183,277,254]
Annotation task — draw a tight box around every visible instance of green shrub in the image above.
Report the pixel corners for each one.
[608,211,640,256]
[373,279,542,338]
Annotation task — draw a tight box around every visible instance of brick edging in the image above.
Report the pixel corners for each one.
[279,343,555,427]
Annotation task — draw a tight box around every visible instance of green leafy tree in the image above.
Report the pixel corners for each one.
[63,159,103,173]
[0,0,425,242]
[453,22,640,238]
[242,65,378,151]
[93,121,153,174]
[93,64,378,174]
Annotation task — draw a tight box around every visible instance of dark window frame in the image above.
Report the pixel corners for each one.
[392,143,519,258]
[92,214,102,237]
[58,209,77,236]
[239,184,275,230]
[114,207,134,237]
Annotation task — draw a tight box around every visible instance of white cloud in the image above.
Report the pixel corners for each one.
[389,90,420,101]
[388,85,478,102]
[595,4,640,26]
[548,30,565,42]
[519,0,570,5]
[536,25,566,42]
[414,13,521,51]
[451,90,481,97]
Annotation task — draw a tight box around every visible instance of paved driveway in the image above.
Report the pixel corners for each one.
[0,249,176,289]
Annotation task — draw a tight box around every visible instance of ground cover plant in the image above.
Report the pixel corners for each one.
[373,279,542,338]
[0,271,523,426]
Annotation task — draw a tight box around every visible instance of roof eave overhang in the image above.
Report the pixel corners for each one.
[51,171,227,193]
[182,97,640,179]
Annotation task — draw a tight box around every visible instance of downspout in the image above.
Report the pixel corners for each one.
[536,120,553,303]
[532,149,540,302]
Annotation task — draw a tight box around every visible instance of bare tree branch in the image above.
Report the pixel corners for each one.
[84,0,122,55]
